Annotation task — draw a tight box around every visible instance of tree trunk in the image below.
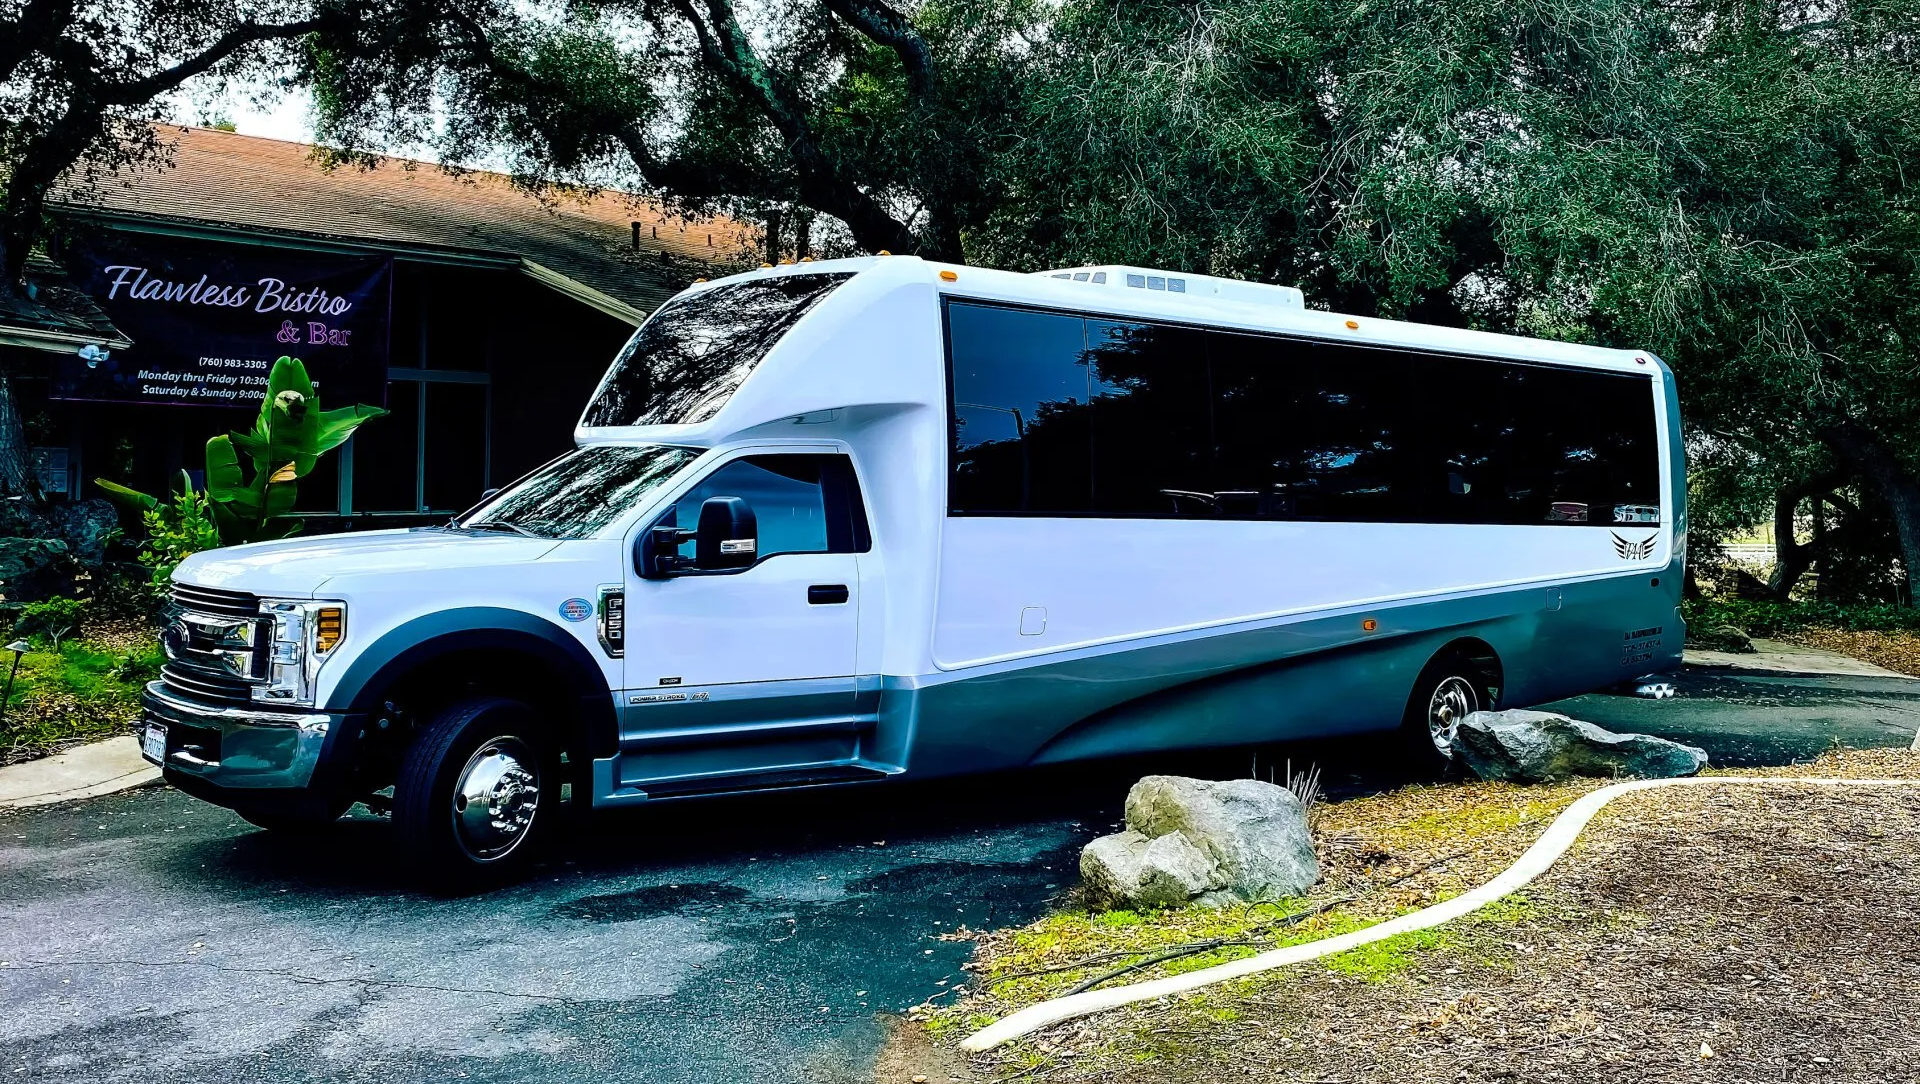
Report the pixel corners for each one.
[0,369,38,499]
[764,208,783,265]
[1821,421,1920,606]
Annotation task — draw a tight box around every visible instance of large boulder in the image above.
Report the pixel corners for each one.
[1455,709,1708,784]
[0,537,74,602]
[0,498,119,570]
[1080,776,1318,909]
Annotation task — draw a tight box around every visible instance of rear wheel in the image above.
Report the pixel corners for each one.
[392,697,559,887]
[1400,652,1492,776]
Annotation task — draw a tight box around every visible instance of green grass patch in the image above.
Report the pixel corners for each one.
[1325,926,1455,981]
[0,636,162,762]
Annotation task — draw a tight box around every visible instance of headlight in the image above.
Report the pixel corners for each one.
[253,600,347,706]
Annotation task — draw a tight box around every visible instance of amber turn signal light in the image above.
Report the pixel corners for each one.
[314,607,345,654]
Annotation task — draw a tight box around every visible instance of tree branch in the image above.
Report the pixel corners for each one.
[816,0,937,104]
[665,0,922,254]
[0,0,73,86]
[111,16,338,104]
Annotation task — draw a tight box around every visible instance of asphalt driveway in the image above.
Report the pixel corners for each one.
[2,661,1916,1084]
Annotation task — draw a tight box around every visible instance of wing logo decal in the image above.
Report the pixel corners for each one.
[1611,532,1657,560]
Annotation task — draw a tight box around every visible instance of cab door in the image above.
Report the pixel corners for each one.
[614,451,872,793]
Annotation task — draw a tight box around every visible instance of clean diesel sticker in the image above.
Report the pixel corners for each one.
[558,598,593,622]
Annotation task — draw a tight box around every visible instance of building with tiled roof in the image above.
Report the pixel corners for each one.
[53,125,754,322]
[11,125,749,525]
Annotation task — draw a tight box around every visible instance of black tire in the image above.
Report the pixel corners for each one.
[392,697,560,888]
[1399,651,1492,777]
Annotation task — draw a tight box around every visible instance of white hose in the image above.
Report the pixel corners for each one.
[961,774,1919,1052]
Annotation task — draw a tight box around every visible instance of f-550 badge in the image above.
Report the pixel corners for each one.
[1611,532,1657,560]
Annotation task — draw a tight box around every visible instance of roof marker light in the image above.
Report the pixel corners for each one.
[939,270,958,282]
[877,250,892,256]
[1345,319,1360,330]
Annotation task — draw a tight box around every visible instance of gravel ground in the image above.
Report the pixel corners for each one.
[910,748,1920,1083]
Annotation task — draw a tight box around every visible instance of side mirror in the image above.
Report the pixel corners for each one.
[694,496,757,570]
[634,496,758,579]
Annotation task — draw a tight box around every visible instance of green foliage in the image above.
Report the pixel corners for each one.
[94,356,386,564]
[137,483,223,596]
[16,597,85,650]
[1,638,162,763]
[1683,598,1920,638]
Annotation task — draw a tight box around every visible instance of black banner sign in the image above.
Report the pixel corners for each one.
[51,233,392,409]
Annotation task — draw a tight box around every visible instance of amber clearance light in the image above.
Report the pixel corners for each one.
[314,607,346,655]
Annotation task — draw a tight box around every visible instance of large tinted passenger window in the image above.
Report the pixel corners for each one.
[583,273,852,427]
[1088,320,1214,514]
[948,304,1093,513]
[944,299,1662,525]
[1420,360,1663,526]
[1212,335,1421,521]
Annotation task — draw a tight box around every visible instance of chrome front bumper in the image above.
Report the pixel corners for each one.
[139,681,342,790]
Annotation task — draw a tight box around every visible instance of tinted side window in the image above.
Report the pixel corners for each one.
[1421,360,1661,525]
[1088,320,1214,515]
[1212,335,1423,522]
[948,303,1092,513]
[668,454,870,561]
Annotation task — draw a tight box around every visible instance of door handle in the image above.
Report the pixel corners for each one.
[807,584,850,605]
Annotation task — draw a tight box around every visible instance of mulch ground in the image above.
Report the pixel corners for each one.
[890,749,1920,1083]
[1783,627,1920,678]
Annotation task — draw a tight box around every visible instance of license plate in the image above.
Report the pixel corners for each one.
[141,723,166,764]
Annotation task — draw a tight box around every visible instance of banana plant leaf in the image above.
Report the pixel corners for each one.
[230,357,386,480]
[94,478,160,512]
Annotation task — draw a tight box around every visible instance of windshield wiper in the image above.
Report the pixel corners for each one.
[460,520,543,539]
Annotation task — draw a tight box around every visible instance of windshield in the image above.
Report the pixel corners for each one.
[456,444,700,539]
[581,272,854,427]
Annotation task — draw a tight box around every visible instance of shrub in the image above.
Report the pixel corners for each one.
[1682,598,1920,639]
[16,597,86,651]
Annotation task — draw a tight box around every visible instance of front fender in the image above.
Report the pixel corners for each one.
[322,607,618,759]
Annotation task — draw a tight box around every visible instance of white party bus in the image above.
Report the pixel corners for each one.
[143,255,1684,880]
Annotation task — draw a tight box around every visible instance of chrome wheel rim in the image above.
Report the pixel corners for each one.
[1427,676,1479,753]
[450,736,541,863]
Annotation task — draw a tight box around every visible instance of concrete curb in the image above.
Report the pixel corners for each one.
[960,774,1920,1053]
[0,736,162,810]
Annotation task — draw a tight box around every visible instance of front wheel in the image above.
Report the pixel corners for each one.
[1399,653,1492,776]
[392,697,559,887]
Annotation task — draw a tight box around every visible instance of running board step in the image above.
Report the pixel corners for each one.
[636,762,898,800]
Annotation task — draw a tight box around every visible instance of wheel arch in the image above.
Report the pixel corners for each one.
[325,607,618,762]
[1420,636,1505,706]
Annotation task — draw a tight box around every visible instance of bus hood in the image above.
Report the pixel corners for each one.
[174,528,563,599]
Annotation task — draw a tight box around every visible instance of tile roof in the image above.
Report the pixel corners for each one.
[51,125,756,318]
[0,253,131,352]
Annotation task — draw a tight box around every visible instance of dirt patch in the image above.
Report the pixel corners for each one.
[922,748,1920,1082]
[1783,627,1920,678]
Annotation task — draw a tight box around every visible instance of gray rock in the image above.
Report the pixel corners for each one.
[1080,775,1319,910]
[0,537,73,602]
[41,499,119,569]
[1455,709,1708,784]
[1693,624,1756,653]
[0,498,119,570]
